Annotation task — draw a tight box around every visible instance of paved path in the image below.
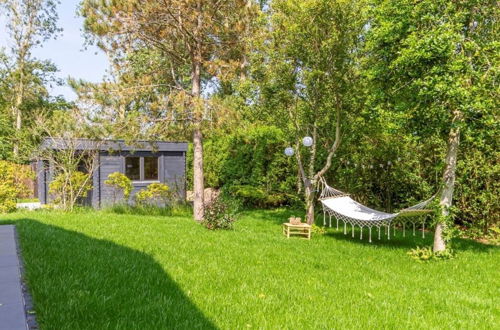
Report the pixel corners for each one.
[0,226,28,330]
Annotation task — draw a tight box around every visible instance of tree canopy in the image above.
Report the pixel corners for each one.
[0,0,497,243]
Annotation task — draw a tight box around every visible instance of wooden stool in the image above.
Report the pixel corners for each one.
[282,223,311,239]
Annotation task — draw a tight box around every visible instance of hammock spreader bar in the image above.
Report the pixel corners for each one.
[318,178,434,243]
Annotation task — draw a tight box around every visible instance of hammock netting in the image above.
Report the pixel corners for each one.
[319,178,434,242]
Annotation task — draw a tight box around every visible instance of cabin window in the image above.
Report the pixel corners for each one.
[125,157,140,180]
[144,157,159,180]
[125,156,159,181]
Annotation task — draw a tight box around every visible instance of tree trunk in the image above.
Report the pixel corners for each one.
[193,127,204,221]
[433,115,461,252]
[304,181,315,225]
[12,68,24,158]
[191,11,204,221]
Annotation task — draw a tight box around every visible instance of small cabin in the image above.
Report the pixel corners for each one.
[36,138,188,208]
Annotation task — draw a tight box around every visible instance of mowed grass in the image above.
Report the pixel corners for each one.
[1,209,499,329]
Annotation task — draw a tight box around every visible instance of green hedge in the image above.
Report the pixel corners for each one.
[187,125,298,207]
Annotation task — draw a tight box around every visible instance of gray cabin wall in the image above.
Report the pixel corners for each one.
[45,161,54,204]
[126,151,186,204]
[92,154,100,208]
[37,144,187,208]
[36,160,46,204]
[99,154,124,207]
[163,151,186,200]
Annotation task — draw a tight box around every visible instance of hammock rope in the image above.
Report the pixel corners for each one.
[318,178,434,243]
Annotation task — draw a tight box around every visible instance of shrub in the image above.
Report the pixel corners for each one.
[0,161,22,213]
[311,224,326,235]
[187,125,297,207]
[202,197,238,230]
[49,171,92,210]
[229,185,292,208]
[408,246,455,262]
[13,164,35,199]
[104,172,133,202]
[136,183,171,206]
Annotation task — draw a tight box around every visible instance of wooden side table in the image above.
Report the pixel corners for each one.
[282,223,311,239]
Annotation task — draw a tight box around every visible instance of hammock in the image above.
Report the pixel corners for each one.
[319,178,434,242]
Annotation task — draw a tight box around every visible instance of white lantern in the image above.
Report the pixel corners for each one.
[302,136,313,147]
[284,147,295,157]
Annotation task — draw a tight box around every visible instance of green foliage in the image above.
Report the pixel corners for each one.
[0,0,495,240]
[408,246,455,262]
[455,144,500,235]
[202,197,238,230]
[0,0,64,162]
[487,226,500,245]
[104,172,133,201]
[0,161,33,212]
[135,183,171,205]
[311,224,326,235]
[0,160,20,213]
[229,185,291,208]
[188,126,297,207]
[362,0,499,235]
[49,171,92,211]
[0,110,13,160]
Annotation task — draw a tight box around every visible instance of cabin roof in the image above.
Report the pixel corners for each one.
[40,138,188,152]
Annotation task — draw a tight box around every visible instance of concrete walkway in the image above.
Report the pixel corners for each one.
[0,226,28,330]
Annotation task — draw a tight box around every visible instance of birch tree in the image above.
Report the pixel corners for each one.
[251,0,367,224]
[365,0,498,252]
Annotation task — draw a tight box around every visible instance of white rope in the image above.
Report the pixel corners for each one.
[319,178,434,243]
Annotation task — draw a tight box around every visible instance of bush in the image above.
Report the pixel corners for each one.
[187,125,298,207]
[229,185,293,208]
[0,161,22,213]
[136,183,171,206]
[311,224,326,235]
[49,171,92,210]
[408,246,455,262]
[202,197,238,230]
[104,172,133,202]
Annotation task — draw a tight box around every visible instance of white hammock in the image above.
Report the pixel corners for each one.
[319,178,434,242]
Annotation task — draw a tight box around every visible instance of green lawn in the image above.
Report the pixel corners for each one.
[1,209,498,329]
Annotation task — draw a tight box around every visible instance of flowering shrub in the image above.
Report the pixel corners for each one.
[136,183,171,205]
[0,161,19,213]
[201,197,237,230]
[49,171,92,210]
[104,172,133,202]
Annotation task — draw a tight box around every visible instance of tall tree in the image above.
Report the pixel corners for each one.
[0,0,60,159]
[249,0,367,224]
[365,0,498,251]
[80,0,258,221]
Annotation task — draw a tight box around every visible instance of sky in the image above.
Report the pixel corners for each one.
[0,0,109,101]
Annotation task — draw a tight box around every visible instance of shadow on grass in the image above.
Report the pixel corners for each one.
[326,227,497,253]
[241,208,310,225]
[16,219,216,329]
[326,228,433,249]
